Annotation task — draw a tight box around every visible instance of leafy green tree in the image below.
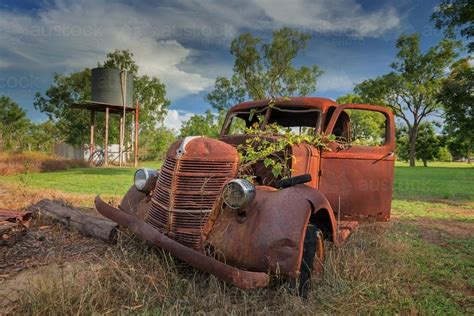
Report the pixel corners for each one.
[34,69,93,146]
[35,50,170,154]
[437,146,453,162]
[0,96,30,151]
[354,33,458,167]
[100,49,139,74]
[432,0,474,52]
[179,110,221,138]
[25,120,60,152]
[416,122,440,167]
[206,27,323,111]
[396,121,442,166]
[438,59,473,162]
[395,125,410,162]
[140,126,176,161]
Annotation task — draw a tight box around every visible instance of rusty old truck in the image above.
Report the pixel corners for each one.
[95,97,395,295]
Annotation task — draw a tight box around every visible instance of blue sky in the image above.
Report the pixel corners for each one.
[0,0,448,130]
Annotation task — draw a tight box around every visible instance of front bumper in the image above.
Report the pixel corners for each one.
[94,196,269,289]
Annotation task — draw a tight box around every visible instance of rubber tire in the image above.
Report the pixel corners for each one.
[298,224,324,297]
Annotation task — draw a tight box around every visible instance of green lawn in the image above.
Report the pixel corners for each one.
[1,161,162,196]
[394,162,474,201]
[2,160,472,200]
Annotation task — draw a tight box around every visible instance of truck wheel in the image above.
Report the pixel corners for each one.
[298,223,325,297]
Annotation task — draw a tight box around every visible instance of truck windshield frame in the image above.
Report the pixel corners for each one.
[223,106,322,136]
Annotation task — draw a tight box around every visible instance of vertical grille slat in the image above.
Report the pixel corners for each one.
[147,145,237,250]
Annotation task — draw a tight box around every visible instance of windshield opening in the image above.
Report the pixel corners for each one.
[267,106,321,135]
[224,106,321,136]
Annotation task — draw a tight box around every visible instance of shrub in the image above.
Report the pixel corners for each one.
[0,151,87,175]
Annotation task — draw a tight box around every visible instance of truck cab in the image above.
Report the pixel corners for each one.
[220,97,395,221]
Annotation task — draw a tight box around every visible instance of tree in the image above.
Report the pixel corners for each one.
[26,120,60,152]
[396,122,442,166]
[35,50,170,153]
[437,59,473,162]
[354,33,458,166]
[206,27,323,111]
[0,96,30,151]
[140,126,176,161]
[34,69,93,146]
[179,110,221,138]
[416,122,440,167]
[432,0,474,52]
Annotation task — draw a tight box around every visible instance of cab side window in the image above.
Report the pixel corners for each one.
[345,109,387,146]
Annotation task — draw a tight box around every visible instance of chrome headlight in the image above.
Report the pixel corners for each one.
[134,168,159,193]
[222,179,256,210]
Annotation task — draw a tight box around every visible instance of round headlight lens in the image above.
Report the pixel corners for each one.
[134,168,159,193]
[222,179,256,210]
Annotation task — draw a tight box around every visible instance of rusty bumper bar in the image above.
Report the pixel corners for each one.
[95,196,269,289]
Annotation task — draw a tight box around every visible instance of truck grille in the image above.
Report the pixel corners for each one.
[147,154,237,250]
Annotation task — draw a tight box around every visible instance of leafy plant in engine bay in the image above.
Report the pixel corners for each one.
[236,102,336,181]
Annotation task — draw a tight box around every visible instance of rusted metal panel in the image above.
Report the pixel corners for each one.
[228,97,337,113]
[206,184,338,277]
[119,186,151,220]
[290,143,320,189]
[147,137,238,250]
[320,104,396,221]
[95,196,269,289]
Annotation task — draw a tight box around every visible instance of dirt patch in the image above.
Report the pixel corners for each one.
[414,218,474,245]
[0,217,110,310]
[0,261,93,311]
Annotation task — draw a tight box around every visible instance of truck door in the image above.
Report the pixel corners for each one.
[319,104,395,221]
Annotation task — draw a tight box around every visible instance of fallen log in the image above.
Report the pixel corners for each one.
[29,199,118,243]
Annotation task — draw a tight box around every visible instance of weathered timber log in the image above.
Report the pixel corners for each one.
[29,199,118,243]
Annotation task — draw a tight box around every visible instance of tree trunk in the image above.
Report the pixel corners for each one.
[423,159,427,167]
[29,199,118,243]
[408,126,418,167]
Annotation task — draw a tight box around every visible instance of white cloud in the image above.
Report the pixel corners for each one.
[163,109,194,132]
[252,0,400,37]
[318,72,364,92]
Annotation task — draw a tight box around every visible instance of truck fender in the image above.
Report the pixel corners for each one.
[119,185,152,220]
[206,184,338,278]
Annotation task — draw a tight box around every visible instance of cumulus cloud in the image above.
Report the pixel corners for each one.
[163,109,194,132]
[317,72,365,92]
[252,0,400,37]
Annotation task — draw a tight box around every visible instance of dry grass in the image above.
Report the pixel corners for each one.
[8,223,426,315]
[0,151,87,176]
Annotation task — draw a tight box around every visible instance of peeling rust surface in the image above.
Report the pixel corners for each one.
[146,137,238,250]
[206,185,337,277]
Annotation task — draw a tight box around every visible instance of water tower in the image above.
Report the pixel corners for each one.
[72,68,139,167]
